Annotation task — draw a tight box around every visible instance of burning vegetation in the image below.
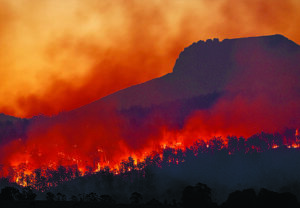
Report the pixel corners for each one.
[0,129,299,191]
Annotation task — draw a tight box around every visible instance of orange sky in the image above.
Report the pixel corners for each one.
[1,0,300,118]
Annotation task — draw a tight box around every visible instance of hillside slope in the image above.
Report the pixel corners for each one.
[0,34,299,168]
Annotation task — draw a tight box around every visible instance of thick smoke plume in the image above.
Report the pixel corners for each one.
[0,34,299,177]
[0,0,300,117]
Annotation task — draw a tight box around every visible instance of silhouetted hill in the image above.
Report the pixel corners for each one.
[0,113,29,145]
[2,34,299,124]
[75,34,299,112]
[55,34,300,142]
[1,34,300,171]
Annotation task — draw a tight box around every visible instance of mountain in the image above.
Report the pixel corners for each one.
[0,113,29,145]
[1,34,300,204]
[0,34,300,165]
[76,34,299,112]
[63,34,300,136]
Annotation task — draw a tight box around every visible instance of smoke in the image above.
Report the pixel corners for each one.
[1,33,300,176]
[178,36,300,139]
[0,1,300,191]
[0,0,300,117]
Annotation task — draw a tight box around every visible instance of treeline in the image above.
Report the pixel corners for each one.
[0,183,299,208]
[0,186,36,201]
[0,130,299,192]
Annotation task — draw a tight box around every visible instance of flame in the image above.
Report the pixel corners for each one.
[0,128,298,189]
[0,0,299,186]
[0,99,299,188]
[287,144,300,149]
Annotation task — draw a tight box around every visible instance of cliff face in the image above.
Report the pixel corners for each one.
[173,34,299,75]
[53,34,300,139]
[0,34,300,172]
[1,34,300,145]
[75,34,300,114]
[172,34,299,96]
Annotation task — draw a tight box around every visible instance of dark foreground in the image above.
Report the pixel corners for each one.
[0,201,171,208]
[1,186,300,208]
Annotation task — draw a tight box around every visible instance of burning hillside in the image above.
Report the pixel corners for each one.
[0,34,299,187]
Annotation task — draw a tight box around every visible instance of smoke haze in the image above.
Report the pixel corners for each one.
[0,0,300,117]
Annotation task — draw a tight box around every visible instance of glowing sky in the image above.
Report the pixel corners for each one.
[1,0,300,118]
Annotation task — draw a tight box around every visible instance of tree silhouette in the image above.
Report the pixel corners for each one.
[209,137,225,153]
[162,147,176,166]
[182,183,214,208]
[86,192,98,201]
[194,139,209,154]
[99,194,115,205]
[237,137,246,153]
[0,186,21,200]
[120,156,136,174]
[227,136,239,154]
[257,188,298,208]
[56,192,66,201]
[130,191,143,204]
[71,195,78,201]
[20,186,36,200]
[146,198,162,206]
[222,189,256,208]
[46,192,55,201]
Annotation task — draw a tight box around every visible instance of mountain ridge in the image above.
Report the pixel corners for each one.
[71,34,300,115]
[0,34,300,146]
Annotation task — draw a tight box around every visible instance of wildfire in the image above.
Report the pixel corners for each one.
[0,129,299,189]
[14,169,33,187]
[287,144,300,149]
